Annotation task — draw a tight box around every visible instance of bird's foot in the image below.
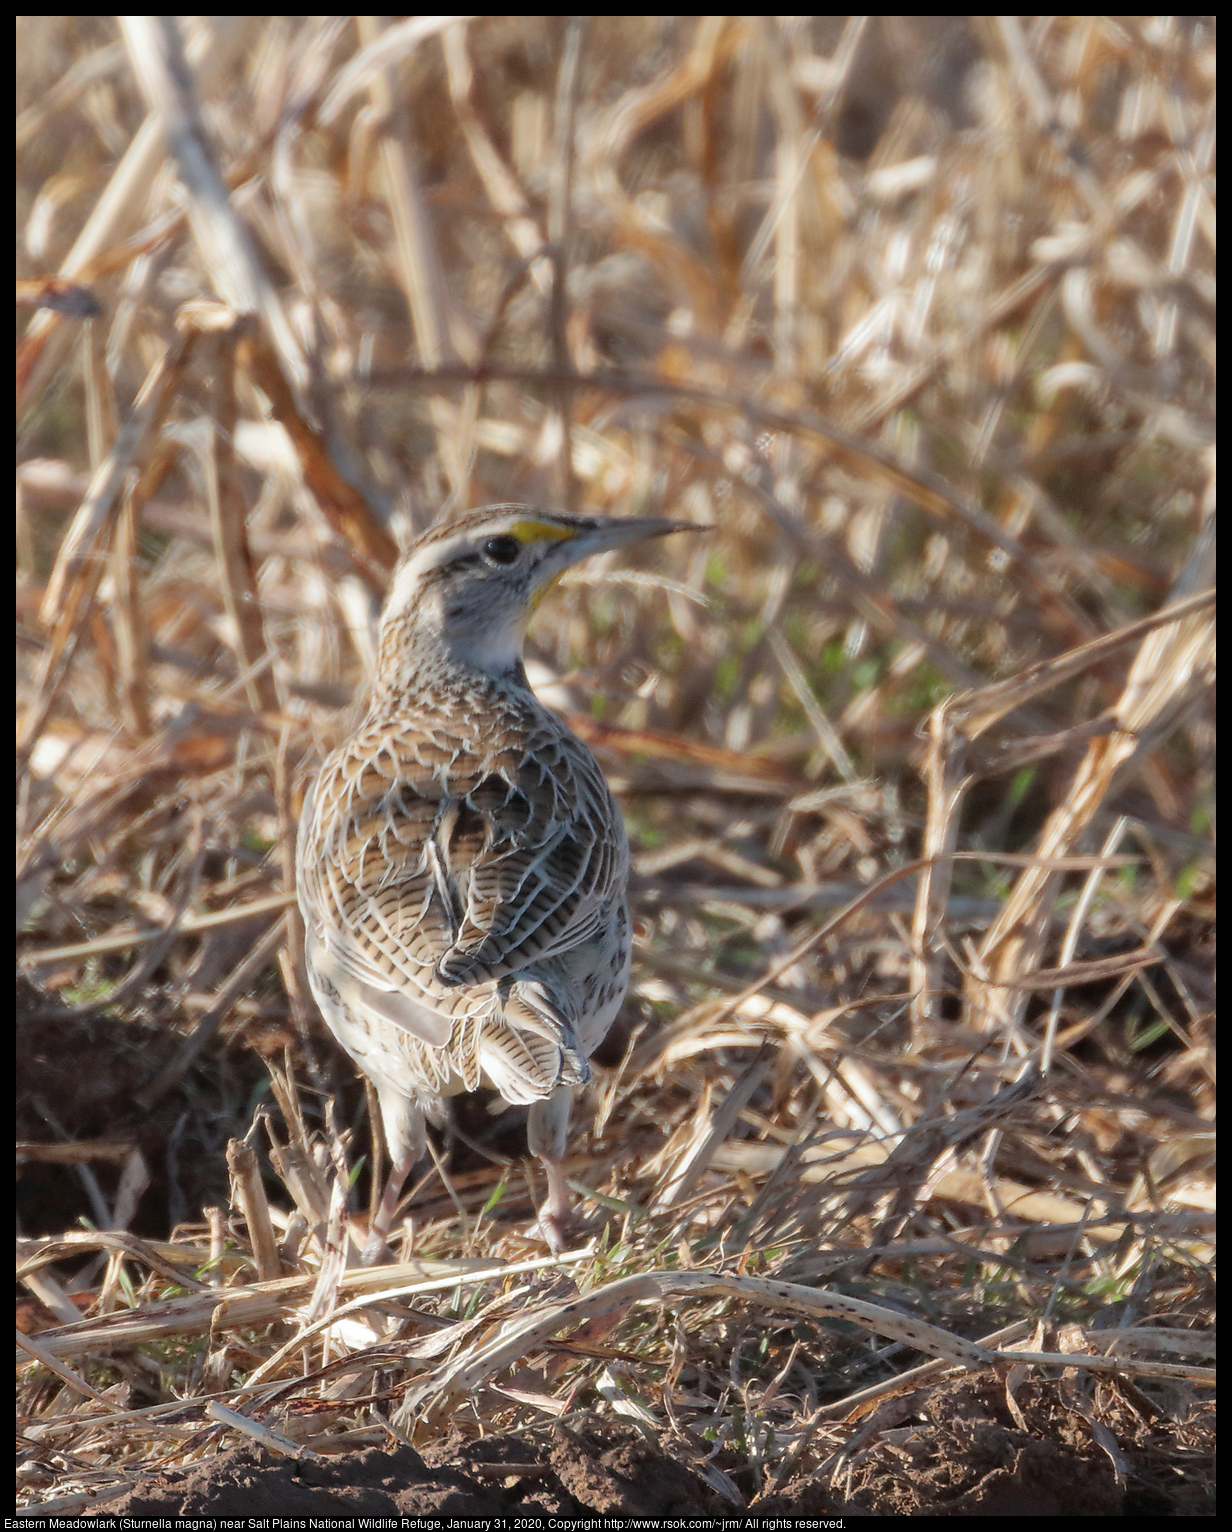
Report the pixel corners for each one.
[537,1206,574,1253]
[361,1158,413,1265]
[360,1226,396,1266]
[536,1156,582,1252]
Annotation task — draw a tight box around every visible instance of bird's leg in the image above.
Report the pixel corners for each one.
[528,1087,576,1251]
[538,1156,575,1253]
[362,1094,425,1266]
[363,1150,413,1265]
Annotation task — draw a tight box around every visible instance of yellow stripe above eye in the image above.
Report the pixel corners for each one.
[510,519,573,545]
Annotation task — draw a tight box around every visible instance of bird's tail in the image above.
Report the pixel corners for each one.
[478,976,591,1103]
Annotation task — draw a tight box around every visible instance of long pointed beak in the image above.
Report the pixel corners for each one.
[557,515,709,565]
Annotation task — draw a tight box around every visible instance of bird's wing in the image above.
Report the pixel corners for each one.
[297,713,626,1039]
[433,720,626,988]
[298,754,457,1045]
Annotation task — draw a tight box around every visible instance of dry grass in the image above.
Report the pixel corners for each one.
[17,17,1214,1513]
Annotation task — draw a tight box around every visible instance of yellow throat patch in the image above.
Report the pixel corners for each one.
[510,521,576,612]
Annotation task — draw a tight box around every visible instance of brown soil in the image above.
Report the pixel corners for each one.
[92,1383,1214,1519]
[16,976,250,1238]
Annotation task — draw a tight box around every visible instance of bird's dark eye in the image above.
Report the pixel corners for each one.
[483,535,522,565]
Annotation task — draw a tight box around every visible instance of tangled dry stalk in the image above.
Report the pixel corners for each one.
[17,17,1213,1516]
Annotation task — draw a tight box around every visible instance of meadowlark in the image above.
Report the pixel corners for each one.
[297,505,700,1261]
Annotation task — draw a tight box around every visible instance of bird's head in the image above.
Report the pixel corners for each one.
[374,505,702,687]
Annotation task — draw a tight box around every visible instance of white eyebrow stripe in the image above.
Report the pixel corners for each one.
[402,533,468,579]
[391,515,536,597]
[388,533,473,608]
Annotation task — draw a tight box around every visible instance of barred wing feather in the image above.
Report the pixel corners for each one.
[298,709,626,1041]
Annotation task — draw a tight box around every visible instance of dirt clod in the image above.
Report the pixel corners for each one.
[88,1383,1214,1520]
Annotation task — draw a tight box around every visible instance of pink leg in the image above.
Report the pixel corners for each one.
[528,1088,577,1251]
[538,1155,575,1253]
[363,1092,425,1265]
[362,1149,413,1265]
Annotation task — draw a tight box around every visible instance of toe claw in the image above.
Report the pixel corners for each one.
[361,1232,392,1266]
[537,1208,572,1253]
